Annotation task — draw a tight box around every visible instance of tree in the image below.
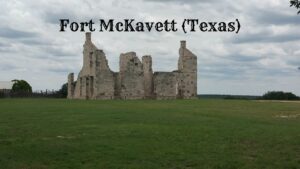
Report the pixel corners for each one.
[58,83,68,98]
[262,91,299,100]
[290,0,300,14]
[11,80,32,93]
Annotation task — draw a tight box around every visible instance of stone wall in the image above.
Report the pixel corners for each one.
[177,41,197,99]
[67,33,197,100]
[119,52,145,99]
[153,72,178,99]
[94,50,115,99]
[67,73,74,99]
[142,55,153,99]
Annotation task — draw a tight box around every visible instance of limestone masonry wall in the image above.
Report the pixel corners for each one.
[67,33,197,100]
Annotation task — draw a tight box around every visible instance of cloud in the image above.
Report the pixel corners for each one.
[143,0,213,3]
[0,42,10,47]
[0,27,38,39]
[19,39,53,46]
[0,0,299,95]
[233,31,300,43]
[287,58,300,67]
[42,46,77,58]
[46,67,74,73]
[0,64,17,71]
[254,9,300,26]
[43,10,78,24]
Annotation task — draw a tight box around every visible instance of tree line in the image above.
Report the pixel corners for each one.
[0,80,67,98]
[1,80,299,100]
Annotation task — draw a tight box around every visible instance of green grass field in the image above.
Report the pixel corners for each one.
[0,99,299,169]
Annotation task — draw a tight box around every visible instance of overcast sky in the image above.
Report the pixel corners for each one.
[0,0,299,95]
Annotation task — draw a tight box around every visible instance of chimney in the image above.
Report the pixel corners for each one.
[180,40,186,48]
[86,32,91,41]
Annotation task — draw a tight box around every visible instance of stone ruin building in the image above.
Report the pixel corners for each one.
[67,33,197,100]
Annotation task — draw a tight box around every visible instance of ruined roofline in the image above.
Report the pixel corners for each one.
[142,55,151,58]
[179,40,196,57]
[84,32,98,52]
[86,32,91,41]
[120,51,137,56]
[85,31,189,56]
[180,40,186,48]
[84,32,194,72]
[68,33,197,100]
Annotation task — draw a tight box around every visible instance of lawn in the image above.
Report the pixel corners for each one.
[0,99,299,169]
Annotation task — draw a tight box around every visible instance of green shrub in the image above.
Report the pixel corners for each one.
[262,91,299,100]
